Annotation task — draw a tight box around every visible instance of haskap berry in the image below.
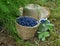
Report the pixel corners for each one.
[17,16,37,27]
[41,20,46,23]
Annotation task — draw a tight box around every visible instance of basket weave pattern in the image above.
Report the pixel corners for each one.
[16,22,38,40]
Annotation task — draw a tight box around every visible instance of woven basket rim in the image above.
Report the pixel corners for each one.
[16,16,40,28]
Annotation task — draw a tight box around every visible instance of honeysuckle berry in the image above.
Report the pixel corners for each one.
[41,20,46,23]
[17,16,37,27]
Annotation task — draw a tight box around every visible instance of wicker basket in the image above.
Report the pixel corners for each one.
[15,17,40,40]
[23,4,41,20]
[19,4,50,20]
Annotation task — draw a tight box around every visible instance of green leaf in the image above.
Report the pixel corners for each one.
[44,32,50,37]
[46,24,54,30]
[38,32,44,39]
[42,37,45,41]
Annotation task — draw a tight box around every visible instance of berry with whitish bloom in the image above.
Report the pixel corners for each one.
[41,20,46,23]
[17,16,37,27]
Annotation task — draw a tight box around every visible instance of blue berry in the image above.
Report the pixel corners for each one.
[17,16,37,27]
[41,20,46,23]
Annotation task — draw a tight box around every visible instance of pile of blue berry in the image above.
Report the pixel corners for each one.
[41,20,46,23]
[17,16,37,27]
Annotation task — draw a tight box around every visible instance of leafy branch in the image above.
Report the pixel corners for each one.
[38,20,54,41]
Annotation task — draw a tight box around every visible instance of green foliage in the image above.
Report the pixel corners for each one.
[38,20,54,41]
[0,0,30,42]
[38,32,50,41]
[39,0,48,5]
[38,20,54,32]
[0,0,39,43]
